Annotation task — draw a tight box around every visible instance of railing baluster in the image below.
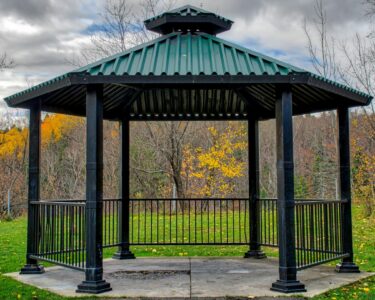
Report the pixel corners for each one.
[188,200,191,244]
[220,200,222,243]
[194,200,197,244]
[238,200,241,243]
[163,200,166,243]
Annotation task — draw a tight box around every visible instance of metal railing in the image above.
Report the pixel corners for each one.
[103,199,120,247]
[257,198,348,269]
[28,197,348,272]
[103,198,250,246]
[258,198,278,247]
[295,200,348,270]
[29,200,86,271]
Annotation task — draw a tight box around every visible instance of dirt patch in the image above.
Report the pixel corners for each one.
[107,269,190,280]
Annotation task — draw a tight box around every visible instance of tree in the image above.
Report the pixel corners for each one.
[183,123,247,198]
[303,0,338,80]
[145,121,190,199]
[351,112,375,217]
[303,0,375,216]
[304,0,375,134]
[72,0,176,65]
[0,52,14,71]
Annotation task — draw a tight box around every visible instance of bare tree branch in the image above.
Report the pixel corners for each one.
[0,52,14,71]
[67,0,176,66]
[303,0,338,80]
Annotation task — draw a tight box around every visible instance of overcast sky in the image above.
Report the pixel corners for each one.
[0,0,371,115]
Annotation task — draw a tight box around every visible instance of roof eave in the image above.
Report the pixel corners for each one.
[4,73,372,108]
[5,74,73,107]
[306,75,372,106]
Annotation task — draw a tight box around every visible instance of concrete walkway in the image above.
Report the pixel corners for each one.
[6,257,373,298]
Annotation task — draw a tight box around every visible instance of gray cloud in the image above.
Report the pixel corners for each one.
[180,0,367,28]
[0,0,54,22]
[0,0,95,23]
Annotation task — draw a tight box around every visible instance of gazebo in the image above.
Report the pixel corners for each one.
[4,5,372,294]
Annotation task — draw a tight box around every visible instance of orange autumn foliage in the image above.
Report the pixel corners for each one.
[0,114,82,159]
[41,114,83,146]
[0,127,28,159]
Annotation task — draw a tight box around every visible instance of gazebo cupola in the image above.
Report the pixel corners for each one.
[144,5,233,35]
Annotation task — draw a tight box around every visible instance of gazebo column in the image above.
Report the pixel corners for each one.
[335,106,359,273]
[244,116,266,259]
[77,85,111,293]
[113,118,135,259]
[271,86,305,293]
[20,101,45,274]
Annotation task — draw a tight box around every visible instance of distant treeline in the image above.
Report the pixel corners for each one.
[0,111,373,218]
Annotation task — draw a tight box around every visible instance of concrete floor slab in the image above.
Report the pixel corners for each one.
[5,257,373,298]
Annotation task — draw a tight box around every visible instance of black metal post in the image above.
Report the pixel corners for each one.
[271,86,305,293]
[335,106,360,273]
[77,85,111,293]
[20,101,45,274]
[113,119,135,259]
[244,116,266,259]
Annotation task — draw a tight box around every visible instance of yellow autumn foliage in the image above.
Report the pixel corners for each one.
[41,114,82,145]
[0,127,28,159]
[183,122,247,198]
[0,114,82,159]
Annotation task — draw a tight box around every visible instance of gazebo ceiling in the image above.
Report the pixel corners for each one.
[4,5,372,121]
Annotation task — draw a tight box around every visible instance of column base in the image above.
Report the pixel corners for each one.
[20,264,45,274]
[335,262,360,273]
[244,249,266,259]
[271,280,306,293]
[112,249,135,260]
[76,280,112,294]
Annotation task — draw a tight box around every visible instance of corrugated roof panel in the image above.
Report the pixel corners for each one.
[5,31,372,103]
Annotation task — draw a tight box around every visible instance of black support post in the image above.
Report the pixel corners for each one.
[335,106,360,273]
[244,116,266,259]
[113,119,135,259]
[77,85,111,294]
[271,86,305,293]
[20,101,45,274]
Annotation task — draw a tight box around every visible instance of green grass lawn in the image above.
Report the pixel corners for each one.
[0,205,373,300]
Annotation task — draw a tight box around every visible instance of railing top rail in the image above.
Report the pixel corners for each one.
[40,199,86,202]
[127,198,250,201]
[257,198,347,204]
[30,201,85,207]
[295,200,347,205]
[30,198,347,204]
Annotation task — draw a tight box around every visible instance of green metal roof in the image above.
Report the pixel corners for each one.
[75,32,305,76]
[5,30,371,103]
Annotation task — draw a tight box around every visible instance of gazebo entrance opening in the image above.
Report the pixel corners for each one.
[6,5,371,295]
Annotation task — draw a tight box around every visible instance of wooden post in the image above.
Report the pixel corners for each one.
[271,86,305,293]
[77,85,111,293]
[20,101,45,274]
[335,106,359,273]
[113,119,135,259]
[244,116,266,258]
